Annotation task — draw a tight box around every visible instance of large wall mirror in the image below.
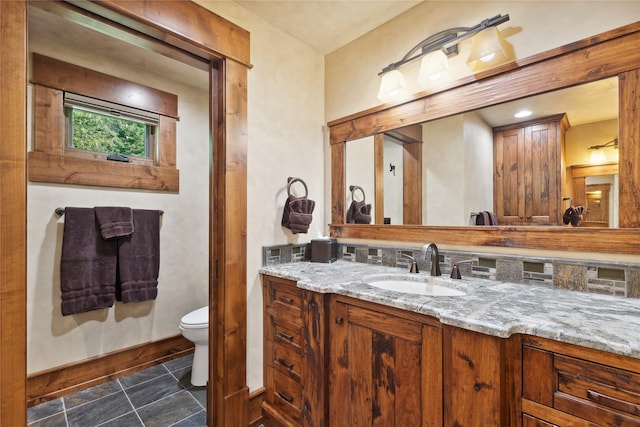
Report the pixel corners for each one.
[329,23,640,254]
[345,77,619,227]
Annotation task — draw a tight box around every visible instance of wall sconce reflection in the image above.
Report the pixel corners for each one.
[588,138,618,164]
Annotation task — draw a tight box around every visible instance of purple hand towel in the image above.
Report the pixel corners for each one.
[60,207,117,316]
[282,195,315,233]
[95,206,134,239]
[116,209,161,303]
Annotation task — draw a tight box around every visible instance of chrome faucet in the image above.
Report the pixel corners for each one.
[420,243,441,276]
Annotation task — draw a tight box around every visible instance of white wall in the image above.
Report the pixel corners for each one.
[346,136,376,223]
[195,1,326,392]
[27,33,210,371]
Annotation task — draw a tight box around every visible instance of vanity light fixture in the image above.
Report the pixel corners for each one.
[377,14,510,103]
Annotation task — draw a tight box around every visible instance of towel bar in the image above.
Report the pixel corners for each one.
[55,207,164,216]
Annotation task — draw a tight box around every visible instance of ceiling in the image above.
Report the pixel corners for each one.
[232,0,422,54]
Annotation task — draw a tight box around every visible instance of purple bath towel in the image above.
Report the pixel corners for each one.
[60,207,117,316]
[116,209,161,303]
[95,206,134,239]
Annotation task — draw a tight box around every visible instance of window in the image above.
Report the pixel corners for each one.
[64,93,158,164]
[28,54,179,191]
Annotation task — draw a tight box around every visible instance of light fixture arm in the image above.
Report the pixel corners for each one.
[588,138,618,150]
[378,14,510,75]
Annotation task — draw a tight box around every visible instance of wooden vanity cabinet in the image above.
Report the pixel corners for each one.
[261,275,328,427]
[522,336,640,426]
[493,114,569,225]
[329,296,443,426]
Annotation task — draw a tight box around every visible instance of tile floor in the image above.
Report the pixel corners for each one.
[27,354,207,427]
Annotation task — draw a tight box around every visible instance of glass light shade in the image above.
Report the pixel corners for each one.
[417,50,449,87]
[589,150,606,164]
[467,27,508,71]
[377,70,409,103]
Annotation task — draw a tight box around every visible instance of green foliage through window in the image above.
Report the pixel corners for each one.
[68,107,153,158]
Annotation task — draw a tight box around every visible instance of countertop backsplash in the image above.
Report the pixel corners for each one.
[262,242,640,298]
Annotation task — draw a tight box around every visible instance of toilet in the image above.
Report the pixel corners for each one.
[179,306,209,386]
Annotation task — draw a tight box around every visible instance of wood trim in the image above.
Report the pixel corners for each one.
[28,151,180,191]
[29,56,181,191]
[331,142,346,224]
[32,53,178,118]
[329,24,640,254]
[0,1,27,426]
[211,58,249,426]
[571,163,619,178]
[77,0,251,67]
[330,223,640,255]
[249,388,266,427]
[619,68,640,228]
[33,86,64,154]
[374,134,384,224]
[27,335,193,407]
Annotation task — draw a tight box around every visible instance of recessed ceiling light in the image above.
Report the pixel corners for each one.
[514,110,532,118]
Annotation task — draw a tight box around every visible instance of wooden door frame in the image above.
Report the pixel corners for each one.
[0,1,249,426]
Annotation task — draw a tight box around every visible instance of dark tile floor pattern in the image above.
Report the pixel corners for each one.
[28,354,207,427]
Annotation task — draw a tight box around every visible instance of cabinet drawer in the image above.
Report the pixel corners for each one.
[522,414,556,427]
[553,354,640,424]
[268,280,302,314]
[524,345,640,425]
[272,370,302,423]
[273,318,302,349]
[273,341,301,382]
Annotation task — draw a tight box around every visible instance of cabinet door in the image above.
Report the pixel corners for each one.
[494,127,525,224]
[329,301,442,426]
[444,326,506,426]
[523,122,560,224]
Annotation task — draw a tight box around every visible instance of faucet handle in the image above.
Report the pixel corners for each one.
[450,260,475,279]
[450,265,462,279]
[399,253,419,273]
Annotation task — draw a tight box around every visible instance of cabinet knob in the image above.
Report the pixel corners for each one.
[335,316,343,325]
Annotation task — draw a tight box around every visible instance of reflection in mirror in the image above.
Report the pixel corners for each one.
[384,136,403,224]
[345,136,375,224]
[348,77,619,227]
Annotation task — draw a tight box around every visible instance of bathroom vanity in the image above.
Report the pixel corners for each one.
[260,261,640,427]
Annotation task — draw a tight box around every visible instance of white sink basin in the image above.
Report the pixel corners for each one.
[363,274,467,296]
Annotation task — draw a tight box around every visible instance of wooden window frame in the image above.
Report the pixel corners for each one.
[28,53,180,191]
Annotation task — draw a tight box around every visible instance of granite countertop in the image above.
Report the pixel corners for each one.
[260,260,640,359]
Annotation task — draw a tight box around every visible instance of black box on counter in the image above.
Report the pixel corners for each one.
[310,238,338,263]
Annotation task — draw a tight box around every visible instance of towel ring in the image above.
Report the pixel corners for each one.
[349,185,366,202]
[287,177,308,198]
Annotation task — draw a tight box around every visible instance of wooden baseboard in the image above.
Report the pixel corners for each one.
[249,387,265,427]
[27,335,193,407]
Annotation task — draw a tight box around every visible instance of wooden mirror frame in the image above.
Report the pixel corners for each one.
[329,22,640,255]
